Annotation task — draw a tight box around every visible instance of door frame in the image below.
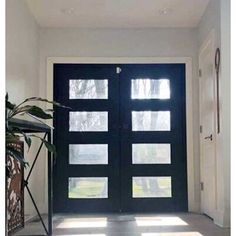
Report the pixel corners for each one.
[46,56,195,212]
[198,30,217,218]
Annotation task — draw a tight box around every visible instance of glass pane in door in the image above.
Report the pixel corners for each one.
[68,177,108,199]
[132,144,171,164]
[132,111,170,131]
[70,80,108,99]
[69,144,108,165]
[69,111,108,132]
[131,79,170,99]
[132,177,172,198]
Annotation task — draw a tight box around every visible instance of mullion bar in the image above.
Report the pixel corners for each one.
[66,100,111,109]
[130,101,172,111]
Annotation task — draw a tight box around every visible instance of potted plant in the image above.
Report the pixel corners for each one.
[5,93,68,235]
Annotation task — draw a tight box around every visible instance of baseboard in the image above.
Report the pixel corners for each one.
[24,214,38,223]
[188,202,201,213]
[214,209,231,228]
[24,202,48,223]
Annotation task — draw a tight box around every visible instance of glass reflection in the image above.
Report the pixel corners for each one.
[70,80,108,99]
[69,112,108,132]
[132,111,170,131]
[132,177,172,198]
[69,144,108,165]
[132,79,170,99]
[132,144,171,164]
[69,177,108,199]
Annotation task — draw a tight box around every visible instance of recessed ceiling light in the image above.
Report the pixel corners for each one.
[158,8,173,15]
[60,8,75,15]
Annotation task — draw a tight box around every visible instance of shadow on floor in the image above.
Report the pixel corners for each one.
[14,213,230,236]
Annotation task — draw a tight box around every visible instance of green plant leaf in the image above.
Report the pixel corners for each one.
[8,105,33,118]
[6,134,20,143]
[10,127,32,150]
[6,101,16,110]
[23,97,71,109]
[6,146,29,167]
[15,105,33,113]
[6,93,16,110]
[6,95,70,121]
[45,109,54,113]
[27,106,52,119]
[43,139,56,154]
[29,134,57,155]
[5,94,68,163]
[9,105,53,119]
[26,113,54,129]
[21,133,32,150]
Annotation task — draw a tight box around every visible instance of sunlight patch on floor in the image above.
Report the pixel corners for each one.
[54,235,106,236]
[142,232,203,236]
[135,216,188,226]
[56,217,107,228]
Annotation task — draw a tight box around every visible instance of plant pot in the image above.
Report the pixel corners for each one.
[6,141,24,235]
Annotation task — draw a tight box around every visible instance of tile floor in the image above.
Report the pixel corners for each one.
[14,213,230,236]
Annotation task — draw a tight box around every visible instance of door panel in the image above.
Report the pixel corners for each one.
[119,64,187,212]
[53,64,120,212]
[53,63,187,213]
[199,32,217,218]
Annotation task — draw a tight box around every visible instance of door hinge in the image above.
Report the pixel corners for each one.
[200,125,203,133]
[199,69,202,77]
[116,67,122,74]
[200,182,204,191]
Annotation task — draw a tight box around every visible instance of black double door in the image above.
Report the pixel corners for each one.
[53,64,188,213]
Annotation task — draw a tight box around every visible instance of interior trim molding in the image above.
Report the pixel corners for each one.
[46,56,196,212]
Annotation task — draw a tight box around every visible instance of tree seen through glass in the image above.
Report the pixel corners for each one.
[68,78,172,198]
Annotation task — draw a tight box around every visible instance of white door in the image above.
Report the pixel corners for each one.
[199,30,217,219]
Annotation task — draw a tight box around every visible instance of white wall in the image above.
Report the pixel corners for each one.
[198,0,221,48]
[197,0,230,227]
[6,0,39,103]
[6,0,202,219]
[39,28,201,212]
[6,0,230,226]
[219,0,230,227]
[6,0,46,219]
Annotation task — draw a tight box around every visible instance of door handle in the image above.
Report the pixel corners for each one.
[204,134,213,141]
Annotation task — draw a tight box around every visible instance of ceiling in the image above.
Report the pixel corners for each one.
[25,0,210,28]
